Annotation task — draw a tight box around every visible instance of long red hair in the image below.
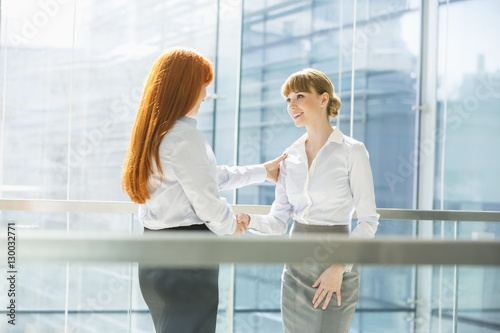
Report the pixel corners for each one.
[122,47,214,204]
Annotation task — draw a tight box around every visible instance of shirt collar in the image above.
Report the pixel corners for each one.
[178,116,198,127]
[291,126,344,150]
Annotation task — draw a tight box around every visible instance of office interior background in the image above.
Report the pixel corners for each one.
[0,0,499,332]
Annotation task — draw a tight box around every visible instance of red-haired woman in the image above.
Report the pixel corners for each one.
[122,47,285,332]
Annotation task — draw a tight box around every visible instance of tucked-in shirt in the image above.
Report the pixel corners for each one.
[139,117,267,235]
[248,127,379,241]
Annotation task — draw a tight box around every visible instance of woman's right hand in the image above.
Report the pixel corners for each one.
[232,213,250,235]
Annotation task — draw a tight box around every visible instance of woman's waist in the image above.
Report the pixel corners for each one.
[290,220,350,236]
[139,205,209,232]
[290,205,354,225]
[143,223,210,233]
[292,214,351,228]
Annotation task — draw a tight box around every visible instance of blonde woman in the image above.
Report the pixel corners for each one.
[237,69,379,333]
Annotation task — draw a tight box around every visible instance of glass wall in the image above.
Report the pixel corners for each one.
[235,1,421,331]
[0,0,499,332]
[433,0,500,332]
[0,0,222,332]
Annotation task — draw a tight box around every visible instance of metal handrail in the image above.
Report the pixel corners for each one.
[2,232,499,266]
[1,198,500,222]
[1,199,499,266]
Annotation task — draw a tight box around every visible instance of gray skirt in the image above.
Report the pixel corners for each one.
[138,224,218,333]
[281,222,360,333]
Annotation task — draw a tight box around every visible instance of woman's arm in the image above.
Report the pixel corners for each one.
[242,159,293,235]
[166,132,238,236]
[217,153,287,191]
[348,142,379,239]
[343,142,380,271]
[217,165,266,191]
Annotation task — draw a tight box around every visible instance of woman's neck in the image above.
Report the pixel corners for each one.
[305,120,333,149]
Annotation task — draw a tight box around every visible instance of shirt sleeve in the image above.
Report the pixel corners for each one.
[217,164,267,191]
[166,131,237,236]
[247,159,292,235]
[345,142,379,272]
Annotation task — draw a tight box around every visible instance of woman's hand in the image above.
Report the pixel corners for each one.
[232,220,248,235]
[264,153,287,183]
[312,264,345,310]
[235,213,250,226]
[232,213,250,235]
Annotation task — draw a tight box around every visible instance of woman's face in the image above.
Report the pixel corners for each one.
[285,91,325,127]
[186,85,207,117]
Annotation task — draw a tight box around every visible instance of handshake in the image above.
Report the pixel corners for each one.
[232,213,250,235]
[229,153,287,236]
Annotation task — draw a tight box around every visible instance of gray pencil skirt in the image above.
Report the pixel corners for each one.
[281,222,360,333]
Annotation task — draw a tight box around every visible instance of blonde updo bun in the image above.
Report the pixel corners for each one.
[328,94,341,118]
[281,68,341,118]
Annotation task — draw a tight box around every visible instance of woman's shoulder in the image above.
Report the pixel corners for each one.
[338,135,370,165]
[281,144,301,162]
[160,118,205,150]
[342,135,366,151]
[170,117,200,134]
[342,136,370,166]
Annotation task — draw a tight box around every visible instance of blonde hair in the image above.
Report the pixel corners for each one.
[281,68,341,118]
[122,47,214,204]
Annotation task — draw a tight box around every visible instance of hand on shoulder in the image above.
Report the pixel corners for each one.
[264,153,287,183]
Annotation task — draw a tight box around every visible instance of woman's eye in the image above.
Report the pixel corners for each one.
[286,98,291,103]
[297,94,304,98]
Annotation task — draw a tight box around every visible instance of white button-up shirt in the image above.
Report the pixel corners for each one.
[248,127,379,240]
[139,117,267,235]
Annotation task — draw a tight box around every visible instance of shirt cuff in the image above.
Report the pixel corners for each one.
[247,213,269,235]
[248,164,267,184]
[247,213,259,230]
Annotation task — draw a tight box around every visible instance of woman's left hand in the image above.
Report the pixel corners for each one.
[312,264,345,310]
[264,153,287,183]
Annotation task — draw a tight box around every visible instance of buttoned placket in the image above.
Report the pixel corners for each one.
[296,142,329,224]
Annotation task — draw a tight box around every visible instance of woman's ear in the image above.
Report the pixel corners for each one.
[321,92,329,105]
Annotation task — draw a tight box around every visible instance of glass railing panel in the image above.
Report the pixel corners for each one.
[430,266,500,333]
[351,311,415,333]
[234,264,283,332]
[5,263,497,332]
